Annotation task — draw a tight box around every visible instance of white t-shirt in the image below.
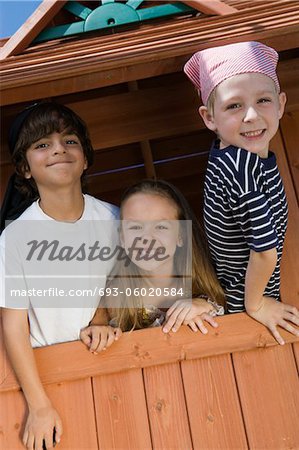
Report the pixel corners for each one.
[0,194,119,347]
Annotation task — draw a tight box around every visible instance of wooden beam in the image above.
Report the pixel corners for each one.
[1,312,298,392]
[183,0,237,15]
[0,0,67,60]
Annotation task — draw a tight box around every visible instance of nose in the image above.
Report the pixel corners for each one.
[52,139,66,155]
[243,106,259,122]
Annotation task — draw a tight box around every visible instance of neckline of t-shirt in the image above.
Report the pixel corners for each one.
[210,143,276,167]
[35,194,88,222]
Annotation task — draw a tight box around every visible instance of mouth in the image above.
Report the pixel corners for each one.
[240,129,265,138]
[47,161,73,167]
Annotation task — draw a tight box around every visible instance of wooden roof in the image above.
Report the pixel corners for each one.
[1,0,299,105]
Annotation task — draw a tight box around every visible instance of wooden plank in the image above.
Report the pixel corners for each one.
[233,344,299,448]
[143,362,192,449]
[0,389,27,449]
[0,378,98,450]
[1,313,298,392]
[181,354,248,449]
[93,368,152,449]
[280,110,299,201]
[0,1,67,60]
[67,81,201,150]
[184,0,237,15]
[44,379,98,449]
[271,131,299,308]
[293,341,299,372]
[0,9,298,104]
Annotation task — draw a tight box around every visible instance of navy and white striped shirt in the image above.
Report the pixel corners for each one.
[204,142,288,313]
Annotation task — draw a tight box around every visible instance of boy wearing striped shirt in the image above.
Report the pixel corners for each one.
[184,41,299,344]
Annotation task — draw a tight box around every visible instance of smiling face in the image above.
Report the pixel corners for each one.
[120,193,182,275]
[199,73,286,158]
[24,131,87,193]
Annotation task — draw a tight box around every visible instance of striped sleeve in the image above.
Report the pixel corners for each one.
[228,150,278,252]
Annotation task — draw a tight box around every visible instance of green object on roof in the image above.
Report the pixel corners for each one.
[34,1,196,43]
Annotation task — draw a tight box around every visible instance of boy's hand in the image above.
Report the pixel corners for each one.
[246,296,299,345]
[162,299,219,333]
[80,325,122,354]
[23,405,62,450]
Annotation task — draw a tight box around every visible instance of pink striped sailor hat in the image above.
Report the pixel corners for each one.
[184,41,280,105]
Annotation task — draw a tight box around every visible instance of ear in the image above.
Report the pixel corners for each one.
[83,158,88,170]
[198,106,217,132]
[278,92,287,119]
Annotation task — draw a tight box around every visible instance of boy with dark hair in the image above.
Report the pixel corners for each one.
[1,102,119,449]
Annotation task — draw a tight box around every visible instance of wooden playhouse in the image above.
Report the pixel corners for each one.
[0,1,299,448]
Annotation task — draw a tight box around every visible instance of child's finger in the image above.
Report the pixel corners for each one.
[80,328,91,347]
[279,319,299,337]
[187,320,198,332]
[202,313,219,328]
[114,328,122,340]
[89,330,101,353]
[96,330,109,353]
[54,419,63,444]
[284,312,299,327]
[269,325,285,345]
[163,308,183,332]
[194,317,208,334]
[165,301,180,318]
[44,430,54,450]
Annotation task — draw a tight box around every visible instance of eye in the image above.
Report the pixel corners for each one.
[258,98,271,104]
[34,142,48,149]
[65,136,79,145]
[128,225,142,230]
[226,103,241,110]
[155,223,169,230]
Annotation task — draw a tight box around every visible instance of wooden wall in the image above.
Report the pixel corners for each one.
[1,311,299,449]
[1,54,298,220]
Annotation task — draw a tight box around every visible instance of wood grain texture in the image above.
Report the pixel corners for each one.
[0,389,27,449]
[93,368,151,449]
[280,110,299,202]
[181,355,248,449]
[271,131,299,308]
[1,313,298,392]
[143,362,192,449]
[44,379,98,450]
[184,0,237,15]
[1,3,299,104]
[233,344,299,448]
[0,378,98,450]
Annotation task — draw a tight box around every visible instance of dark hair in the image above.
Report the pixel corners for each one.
[108,179,225,331]
[11,102,94,197]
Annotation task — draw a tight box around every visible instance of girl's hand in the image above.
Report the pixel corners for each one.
[185,313,219,334]
[162,299,218,333]
[23,404,62,450]
[80,325,122,354]
[246,296,299,345]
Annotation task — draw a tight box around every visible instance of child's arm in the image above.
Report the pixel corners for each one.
[162,298,220,334]
[245,248,299,344]
[80,307,122,354]
[2,308,62,450]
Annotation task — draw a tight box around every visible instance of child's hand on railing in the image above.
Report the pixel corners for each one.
[80,325,122,354]
[246,296,299,345]
[162,298,220,334]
